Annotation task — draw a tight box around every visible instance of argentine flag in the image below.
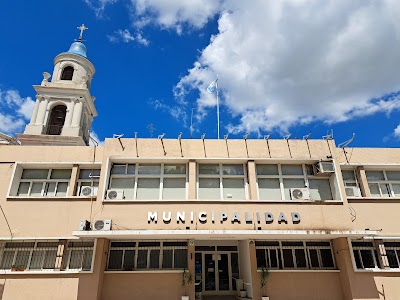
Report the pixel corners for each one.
[207,79,218,93]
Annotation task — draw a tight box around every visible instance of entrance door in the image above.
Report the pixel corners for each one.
[197,252,234,295]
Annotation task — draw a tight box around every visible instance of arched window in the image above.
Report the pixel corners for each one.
[46,105,67,135]
[61,66,74,80]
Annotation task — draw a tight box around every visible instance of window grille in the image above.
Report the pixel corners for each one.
[366,170,400,198]
[107,241,188,271]
[16,169,71,197]
[351,241,380,269]
[256,164,333,201]
[62,241,94,271]
[255,240,335,270]
[198,164,247,200]
[108,163,187,200]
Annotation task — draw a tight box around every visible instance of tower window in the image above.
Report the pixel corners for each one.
[61,66,74,80]
[46,105,67,135]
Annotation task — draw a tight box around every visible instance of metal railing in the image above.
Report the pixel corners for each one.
[46,125,63,135]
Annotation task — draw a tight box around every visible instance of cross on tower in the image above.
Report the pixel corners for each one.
[77,23,88,42]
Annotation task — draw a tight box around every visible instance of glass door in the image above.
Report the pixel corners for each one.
[205,253,216,291]
[218,253,229,291]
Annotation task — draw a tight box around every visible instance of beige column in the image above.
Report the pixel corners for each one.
[37,97,49,125]
[72,100,83,127]
[357,166,370,197]
[65,99,76,126]
[332,238,353,300]
[188,242,195,300]
[249,241,261,300]
[68,164,79,196]
[30,99,41,124]
[247,160,258,200]
[188,160,197,200]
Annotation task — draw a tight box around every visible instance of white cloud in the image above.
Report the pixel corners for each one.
[394,124,400,138]
[84,0,118,18]
[124,1,400,134]
[89,131,105,146]
[107,29,149,46]
[151,99,187,126]
[0,89,35,135]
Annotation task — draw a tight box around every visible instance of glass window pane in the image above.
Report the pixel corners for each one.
[82,250,93,271]
[392,184,400,197]
[258,179,281,200]
[199,164,219,175]
[110,178,135,199]
[123,250,135,270]
[108,250,123,270]
[14,251,30,268]
[138,164,161,175]
[29,251,44,269]
[295,249,307,268]
[31,182,44,196]
[269,249,278,268]
[137,249,148,269]
[163,178,186,200]
[282,249,294,268]
[162,249,173,268]
[56,182,68,197]
[79,169,100,179]
[222,164,244,175]
[256,249,266,268]
[353,250,362,269]
[283,179,305,200]
[321,249,334,268]
[309,179,332,200]
[69,250,83,269]
[257,165,278,175]
[43,250,57,269]
[45,182,56,196]
[360,250,375,268]
[174,249,187,268]
[281,165,303,176]
[309,249,319,268]
[50,169,71,179]
[380,183,391,197]
[111,164,126,175]
[199,178,220,199]
[386,250,399,268]
[17,182,30,196]
[386,171,400,181]
[149,250,160,268]
[137,178,160,199]
[342,170,356,181]
[366,171,385,181]
[223,178,245,200]
[368,183,380,197]
[22,169,48,179]
[127,164,136,174]
[164,164,186,174]
[0,251,15,269]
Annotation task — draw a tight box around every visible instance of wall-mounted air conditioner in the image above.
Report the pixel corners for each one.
[106,189,124,200]
[78,220,91,231]
[80,186,95,196]
[345,186,362,197]
[290,188,310,200]
[316,162,335,174]
[93,219,112,231]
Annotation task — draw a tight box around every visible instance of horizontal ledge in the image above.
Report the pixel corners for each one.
[102,200,343,204]
[0,270,92,275]
[7,196,97,201]
[256,269,340,273]
[73,229,378,240]
[104,270,183,274]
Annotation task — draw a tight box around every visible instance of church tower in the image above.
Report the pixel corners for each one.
[18,24,97,146]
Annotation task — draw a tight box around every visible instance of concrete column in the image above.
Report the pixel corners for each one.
[65,99,76,127]
[188,160,197,200]
[247,160,258,200]
[332,238,353,300]
[357,166,371,197]
[187,242,195,300]
[68,165,79,196]
[30,98,41,124]
[37,97,49,125]
[72,101,83,127]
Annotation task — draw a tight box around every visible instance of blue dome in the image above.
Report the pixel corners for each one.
[67,41,87,58]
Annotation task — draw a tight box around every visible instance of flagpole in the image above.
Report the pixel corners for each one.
[216,81,220,139]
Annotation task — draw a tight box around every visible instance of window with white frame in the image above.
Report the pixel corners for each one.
[108,163,187,200]
[107,241,188,271]
[352,241,380,269]
[0,240,94,271]
[77,169,100,196]
[256,240,335,270]
[16,169,71,197]
[256,164,333,201]
[341,170,359,187]
[384,241,400,269]
[366,170,400,198]
[61,241,94,271]
[198,164,247,200]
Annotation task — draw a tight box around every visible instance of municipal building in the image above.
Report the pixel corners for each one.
[0,29,400,300]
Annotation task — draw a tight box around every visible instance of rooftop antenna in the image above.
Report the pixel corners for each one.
[201,133,207,157]
[158,133,165,139]
[178,132,182,140]
[264,134,270,140]
[113,134,125,151]
[243,132,249,157]
[201,133,206,140]
[134,132,139,157]
[303,133,311,140]
[224,133,230,157]
[224,134,229,140]
[284,133,292,140]
[338,133,355,149]
[158,133,166,155]
[322,129,334,140]
[147,123,156,138]
[190,108,196,139]
[178,132,183,157]
[243,132,249,140]
[264,134,271,158]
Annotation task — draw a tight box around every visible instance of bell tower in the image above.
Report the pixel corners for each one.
[18,24,97,146]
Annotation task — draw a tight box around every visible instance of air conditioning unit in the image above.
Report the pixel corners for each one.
[106,189,124,200]
[290,188,310,200]
[345,186,362,197]
[78,220,91,231]
[316,162,335,174]
[93,219,112,231]
[80,186,95,196]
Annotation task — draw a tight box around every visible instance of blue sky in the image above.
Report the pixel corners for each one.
[1,0,400,147]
